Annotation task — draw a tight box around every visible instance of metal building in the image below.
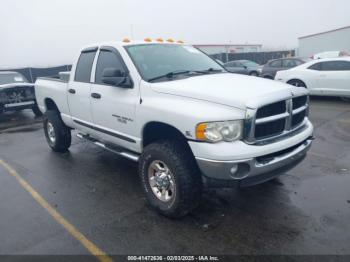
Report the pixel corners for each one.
[194,44,262,55]
[298,25,350,57]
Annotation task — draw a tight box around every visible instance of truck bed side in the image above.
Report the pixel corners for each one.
[35,77,70,118]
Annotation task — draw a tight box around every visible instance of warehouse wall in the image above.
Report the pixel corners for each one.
[298,27,350,57]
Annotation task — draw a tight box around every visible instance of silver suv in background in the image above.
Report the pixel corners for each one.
[223,60,260,76]
[260,58,311,79]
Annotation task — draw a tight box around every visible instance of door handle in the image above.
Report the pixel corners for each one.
[91,93,101,99]
[68,89,76,94]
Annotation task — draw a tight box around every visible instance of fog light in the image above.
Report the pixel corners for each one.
[230,164,238,175]
[230,163,250,180]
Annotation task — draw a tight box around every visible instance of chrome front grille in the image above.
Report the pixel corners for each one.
[244,95,309,144]
[3,86,35,104]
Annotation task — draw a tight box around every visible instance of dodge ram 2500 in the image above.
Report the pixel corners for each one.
[0,71,42,116]
[35,41,314,217]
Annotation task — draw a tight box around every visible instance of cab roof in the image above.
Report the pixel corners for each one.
[80,40,184,51]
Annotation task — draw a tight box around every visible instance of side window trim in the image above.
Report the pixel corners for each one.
[94,46,133,88]
[99,46,129,74]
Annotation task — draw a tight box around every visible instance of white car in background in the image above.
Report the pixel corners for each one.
[275,57,350,100]
[313,50,350,59]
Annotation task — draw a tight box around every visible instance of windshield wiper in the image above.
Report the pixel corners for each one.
[148,68,224,82]
[194,68,224,74]
[148,70,191,82]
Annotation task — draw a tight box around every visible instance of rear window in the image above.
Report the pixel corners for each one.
[74,51,97,82]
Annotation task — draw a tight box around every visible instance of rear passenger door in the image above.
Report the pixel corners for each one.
[90,46,139,149]
[68,47,97,130]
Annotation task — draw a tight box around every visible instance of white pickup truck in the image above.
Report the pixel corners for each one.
[35,41,314,217]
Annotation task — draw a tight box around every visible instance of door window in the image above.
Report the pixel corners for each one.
[95,50,126,84]
[269,60,282,68]
[282,59,297,68]
[308,62,322,71]
[320,61,350,71]
[74,51,97,82]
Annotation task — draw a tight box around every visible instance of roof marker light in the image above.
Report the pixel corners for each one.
[144,38,152,42]
[177,40,184,44]
[122,38,131,43]
[166,38,174,43]
[156,38,164,42]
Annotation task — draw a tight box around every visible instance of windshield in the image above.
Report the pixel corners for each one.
[0,72,28,85]
[125,44,224,81]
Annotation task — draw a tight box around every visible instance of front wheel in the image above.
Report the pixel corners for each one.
[287,79,307,88]
[249,71,258,77]
[139,140,202,218]
[43,110,71,152]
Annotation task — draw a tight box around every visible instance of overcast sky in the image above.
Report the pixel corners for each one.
[1,0,349,68]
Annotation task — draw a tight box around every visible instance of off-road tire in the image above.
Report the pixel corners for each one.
[43,110,71,152]
[139,139,202,218]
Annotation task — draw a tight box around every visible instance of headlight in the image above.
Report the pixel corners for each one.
[196,120,243,142]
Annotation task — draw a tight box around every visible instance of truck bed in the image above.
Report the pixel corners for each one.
[34,75,70,116]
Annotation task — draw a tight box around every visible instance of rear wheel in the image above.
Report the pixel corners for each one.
[249,71,258,77]
[139,139,202,218]
[43,110,71,152]
[287,79,307,88]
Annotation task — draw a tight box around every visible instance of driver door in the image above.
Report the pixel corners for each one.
[90,47,138,149]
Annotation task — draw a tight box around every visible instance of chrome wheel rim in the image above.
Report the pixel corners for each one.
[47,122,56,144]
[148,160,176,203]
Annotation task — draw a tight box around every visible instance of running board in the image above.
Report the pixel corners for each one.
[76,133,140,162]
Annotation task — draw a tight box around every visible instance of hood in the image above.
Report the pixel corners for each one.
[0,82,34,91]
[151,73,308,109]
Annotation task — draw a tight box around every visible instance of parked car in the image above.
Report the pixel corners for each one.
[223,60,260,76]
[260,58,311,79]
[35,41,313,217]
[275,57,350,100]
[0,71,42,116]
[312,50,350,59]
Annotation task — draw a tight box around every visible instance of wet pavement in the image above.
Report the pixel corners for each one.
[0,97,349,256]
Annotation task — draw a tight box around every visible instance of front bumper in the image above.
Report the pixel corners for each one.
[197,137,312,187]
[0,101,35,112]
[190,121,314,188]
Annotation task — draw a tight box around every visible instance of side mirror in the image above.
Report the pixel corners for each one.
[101,68,132,88]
